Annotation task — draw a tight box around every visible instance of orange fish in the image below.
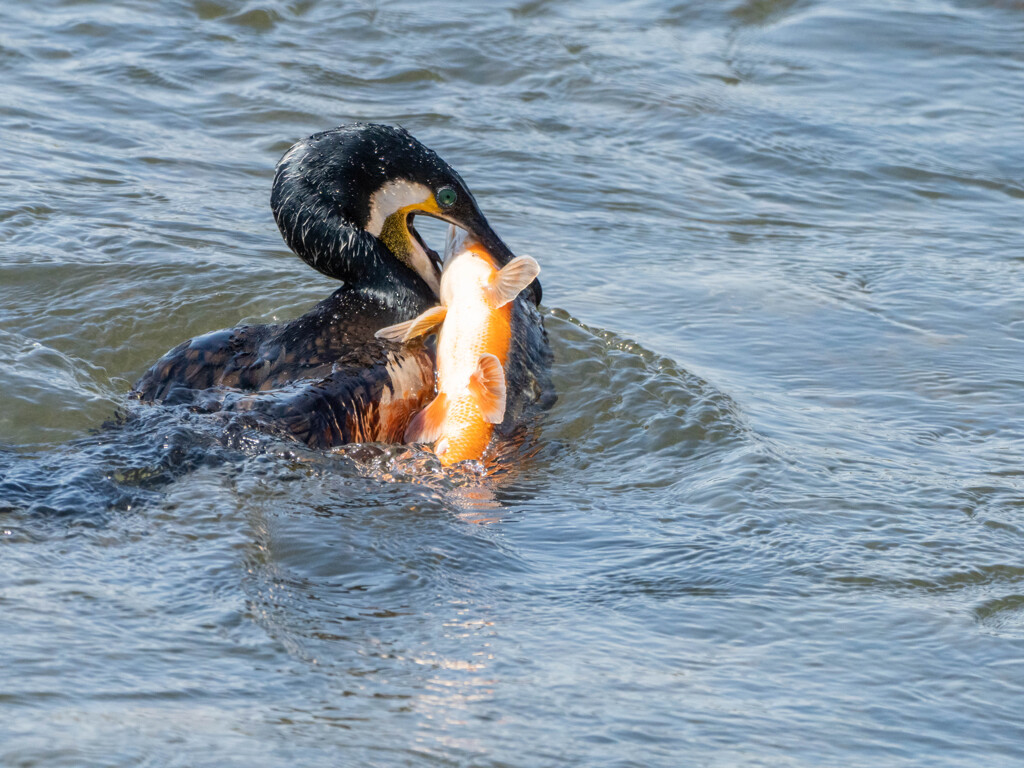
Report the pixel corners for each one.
[376,240,540,466]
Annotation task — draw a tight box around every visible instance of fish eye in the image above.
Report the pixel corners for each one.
[437,187,457,208]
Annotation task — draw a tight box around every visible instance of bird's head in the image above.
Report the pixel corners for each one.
[271,123,540,306]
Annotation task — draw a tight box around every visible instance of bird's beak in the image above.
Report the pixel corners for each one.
[435,206,542,305]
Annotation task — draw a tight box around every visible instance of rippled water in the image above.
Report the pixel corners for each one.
[2,0,1024,765]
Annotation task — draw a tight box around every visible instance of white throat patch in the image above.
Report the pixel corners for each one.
[366,179,433,236]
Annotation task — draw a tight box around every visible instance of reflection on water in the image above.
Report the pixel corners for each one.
[2,0,1024,765]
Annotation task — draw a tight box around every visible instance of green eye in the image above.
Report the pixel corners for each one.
[437,187,457,208]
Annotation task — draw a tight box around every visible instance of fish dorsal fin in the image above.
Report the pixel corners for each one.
[486,256,541,309]
[404,393,447,444]
[468,353,507,424]
[375,305,448,343]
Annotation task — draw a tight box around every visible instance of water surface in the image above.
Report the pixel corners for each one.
[2,0,1023,765]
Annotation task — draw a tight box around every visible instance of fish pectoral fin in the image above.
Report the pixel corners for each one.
[404,393,447,444]
[486,255,541,308]
[375,305,448,342]
[468,353,507,424]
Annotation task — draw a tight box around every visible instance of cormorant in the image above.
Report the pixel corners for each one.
[132,123,552,449]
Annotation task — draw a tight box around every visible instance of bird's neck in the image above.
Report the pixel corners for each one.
[357,263,437,320]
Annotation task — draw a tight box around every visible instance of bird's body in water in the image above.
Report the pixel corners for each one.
[377,240,541,466]
[131,123,553,449]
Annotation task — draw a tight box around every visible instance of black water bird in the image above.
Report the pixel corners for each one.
[132,123,552,448]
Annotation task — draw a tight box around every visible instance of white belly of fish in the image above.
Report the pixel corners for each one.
[436,251,497,397]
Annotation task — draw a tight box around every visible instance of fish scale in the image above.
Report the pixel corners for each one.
[376,242,540,466]
[432,249,514,464]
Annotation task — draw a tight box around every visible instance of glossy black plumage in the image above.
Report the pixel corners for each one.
[132,289,436,446]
